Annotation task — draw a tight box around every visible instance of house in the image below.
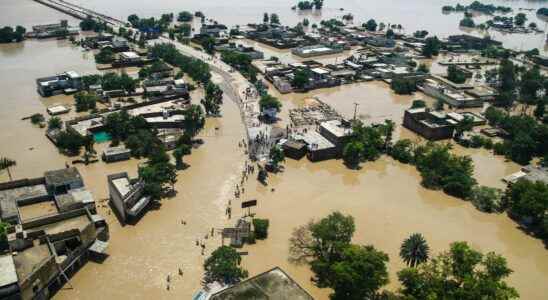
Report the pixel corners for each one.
[319,119,352,149]
[107,173,150,223]
[446,35,502,50]
[206,267,313,300]
[200,24,228,37]
[403,108,456,140]
[364,36,396,48]
[46,104,70,116]
[119,51,141,63]
[292,45,343,58]
[281,140,307,160]
[44,167,84,195]
[102,146,131,163]
[421,79,483,108]
[0,168,107,300]
[215,43,264,59]
[36,71,83,97]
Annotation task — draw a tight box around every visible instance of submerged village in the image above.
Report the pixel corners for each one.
[1,0,548,299]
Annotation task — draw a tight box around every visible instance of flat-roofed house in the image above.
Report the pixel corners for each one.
[107,173,150,223]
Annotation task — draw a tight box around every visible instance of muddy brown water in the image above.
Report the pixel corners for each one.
[1,1,548,299]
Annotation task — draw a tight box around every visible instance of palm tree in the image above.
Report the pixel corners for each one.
[400,233,429,267]
[0,157,16,181]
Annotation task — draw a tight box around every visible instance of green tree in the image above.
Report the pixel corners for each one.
[177,11,193,22]
[390,139,415,164]
[259,94,282,112]
[343,141,364,168]
[410,99,426,109]
[94,47,115,64]
[48,117,63,131]
[534,98,546,121]
[417,63,429,74]
[470,186,503,213]
[183,104,205,137]
[0,157,16,181]
[201,36,216,54]
[454,115,474,138]
[270,13,280,24]
[505,179,548,238]
[289,212,355,286]
[173,144,191,170]
[515,13,527,26]
[56,130,85,155]
[399,233,429,267]
[74,91,99,112]
[263,12,269,23]
[363,19,378,31]
[329,245,389,300]
[30,113,45,125]
[203,246,248,285]
[422,36,441,58]
[398,241,518,300]
[253,218,270,239]
[269,145,285,170]
[292,69,310,89]
[447,65,467,84]
[459,17,475,28]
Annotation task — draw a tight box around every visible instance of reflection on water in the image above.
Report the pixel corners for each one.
[0,1,547,300]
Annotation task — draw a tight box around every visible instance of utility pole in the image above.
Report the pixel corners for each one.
[353,102,359,122]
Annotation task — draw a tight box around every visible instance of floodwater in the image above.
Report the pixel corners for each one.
[62,0,548,53]
[0,1,547,300]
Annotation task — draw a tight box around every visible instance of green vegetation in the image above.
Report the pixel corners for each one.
[127,14,172,33]
[443,2,512,15]
[342,120,394,169]
[470,185,503,213]
[270,13,280,25]
[292,69,311,89]
[0,26,26,43]
[94,47,115,64]
[484,106,548,165]
[411,100,426,109]
[80,16,107,32]
[413,30,428,38]
[363,19,378,31]
[515,13,527,26]
[398,241,518,299]
[177,11,193,22]
[201,82,223,115]
[220,50,256,80]
[204,246,248,285]
[0,157,17,181]
[56,130,85,155]
[149,44,211,83]
[182,104,206,138]
[269,145,285,170]
[81,72,136,92]
[399,233,429,267]
[74,91,99,112]
[138,61,170,79]
[505,179,548,240]
[289,212,388,299]
[253,218,270,239]
[390,78,417,95]
[0,221,9,251]
[422,36,441,58]
[389,140,477,199]
[138,147,177,199]
[537,8,548,17]
[47,117,62,131]
[459,16,475,28]
[30,113,45,125]
[259,94,282,112]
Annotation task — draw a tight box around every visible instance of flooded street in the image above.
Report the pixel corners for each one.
[1,0,548,299]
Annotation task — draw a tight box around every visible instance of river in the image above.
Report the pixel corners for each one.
[1,1,548,299]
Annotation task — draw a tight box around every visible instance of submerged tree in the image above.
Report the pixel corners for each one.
[399,233,430,267]
[0,157,17,181]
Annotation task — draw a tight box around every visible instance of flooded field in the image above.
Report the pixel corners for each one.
[1,1,548,300]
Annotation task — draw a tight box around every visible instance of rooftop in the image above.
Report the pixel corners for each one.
[0,255,18,288]
[44,167,82,187]
[320,120,352,138]
[210,267,313,300]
